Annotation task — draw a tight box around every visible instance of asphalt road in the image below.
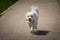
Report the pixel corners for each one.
[0,0,60,40]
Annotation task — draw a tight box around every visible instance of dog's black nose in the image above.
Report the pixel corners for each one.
[29,18,31,21]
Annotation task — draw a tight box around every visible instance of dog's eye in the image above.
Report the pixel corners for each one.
[31,15,33,17]
[27,16,29,17]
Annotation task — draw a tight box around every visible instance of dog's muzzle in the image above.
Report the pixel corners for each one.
[29,18,31,22]
[29,18,34,23]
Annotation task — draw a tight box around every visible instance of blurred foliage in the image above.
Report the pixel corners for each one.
[0,0,18,14]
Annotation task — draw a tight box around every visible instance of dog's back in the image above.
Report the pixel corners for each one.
[31,5,39,17]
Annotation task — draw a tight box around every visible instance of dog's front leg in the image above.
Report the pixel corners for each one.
[30,25,34,33]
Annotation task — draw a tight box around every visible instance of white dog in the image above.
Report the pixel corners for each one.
[26,5,39,33]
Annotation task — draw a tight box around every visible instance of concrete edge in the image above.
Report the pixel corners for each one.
[0,0,22,17]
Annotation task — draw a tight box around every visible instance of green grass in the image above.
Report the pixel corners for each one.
[0,0,18,14]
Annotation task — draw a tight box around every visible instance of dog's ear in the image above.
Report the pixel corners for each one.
[34,13,36,17]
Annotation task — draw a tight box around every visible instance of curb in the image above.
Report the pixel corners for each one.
[0,0,22,17]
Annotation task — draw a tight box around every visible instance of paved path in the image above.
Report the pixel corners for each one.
[0,0,60,40]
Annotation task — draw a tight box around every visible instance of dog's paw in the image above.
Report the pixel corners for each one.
[31,31,34,33]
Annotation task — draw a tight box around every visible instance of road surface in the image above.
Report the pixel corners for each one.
[0,0,60,40]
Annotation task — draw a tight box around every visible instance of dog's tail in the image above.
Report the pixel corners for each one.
[31,5,38,11]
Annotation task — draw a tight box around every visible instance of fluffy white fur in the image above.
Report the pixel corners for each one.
[26,5,39,33]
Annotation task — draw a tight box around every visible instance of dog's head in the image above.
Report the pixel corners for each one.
[26,12,34,23]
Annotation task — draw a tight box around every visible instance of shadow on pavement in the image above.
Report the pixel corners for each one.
[32,30,50,35]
